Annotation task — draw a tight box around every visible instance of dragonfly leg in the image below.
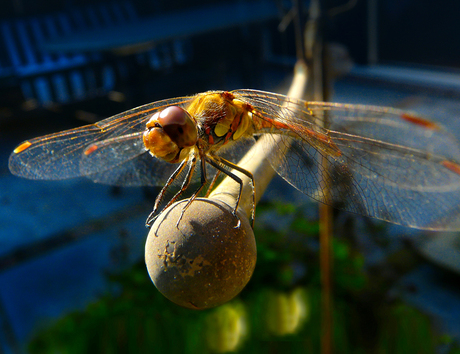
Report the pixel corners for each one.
[176,157,208,227]
[211,155,256,228]
[205,169,221,198]
[145,157,196,227]
[205,156,253,229]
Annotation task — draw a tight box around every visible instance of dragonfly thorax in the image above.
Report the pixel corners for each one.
[188,92,253,150]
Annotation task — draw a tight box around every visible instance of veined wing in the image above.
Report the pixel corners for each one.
[81,133,256,187]
[79,133,182,186]
[234,89,460,230]
[9,96,195,182]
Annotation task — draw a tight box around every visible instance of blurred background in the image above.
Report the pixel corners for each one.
[1,0,460,353]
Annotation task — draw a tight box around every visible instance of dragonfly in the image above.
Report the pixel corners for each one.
[9,89,460,231]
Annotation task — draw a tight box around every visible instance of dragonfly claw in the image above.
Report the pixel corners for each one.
[146,204,167,228]
[232,211,241,229]
[145,212,157,228]
[249,215,255,229]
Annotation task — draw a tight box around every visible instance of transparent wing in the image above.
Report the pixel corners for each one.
[83,134,256,187]
[234,89,460,230]
[9,96,194,183]
[79,133,182,186]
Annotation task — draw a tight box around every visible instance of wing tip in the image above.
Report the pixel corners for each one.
[13,141,32,154]
[400,113,440,130]
[442,160,460,176]
[84,144,98,156]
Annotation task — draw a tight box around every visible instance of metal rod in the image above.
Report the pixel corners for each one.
[305,0,334,352]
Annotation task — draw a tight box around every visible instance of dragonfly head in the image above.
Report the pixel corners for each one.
[144,106,198,162]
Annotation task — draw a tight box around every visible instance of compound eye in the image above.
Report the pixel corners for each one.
[158,106,198,148]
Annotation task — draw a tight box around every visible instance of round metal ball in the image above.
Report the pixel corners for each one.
[145,198,256,309]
